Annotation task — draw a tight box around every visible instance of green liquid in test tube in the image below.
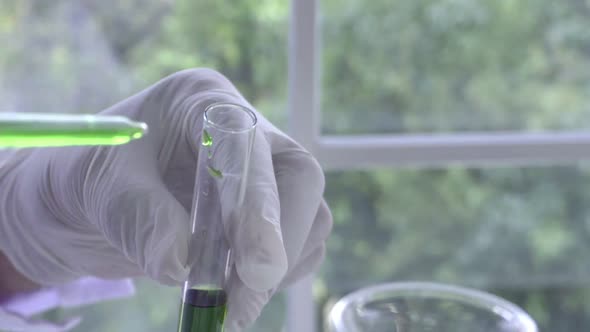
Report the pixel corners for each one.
[0,113,148,148]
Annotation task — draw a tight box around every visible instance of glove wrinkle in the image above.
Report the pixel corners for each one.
[40,155,85,229]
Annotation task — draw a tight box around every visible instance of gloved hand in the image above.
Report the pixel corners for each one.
[0,68,332,330]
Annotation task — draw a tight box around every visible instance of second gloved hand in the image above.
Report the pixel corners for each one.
[0,69,332,330]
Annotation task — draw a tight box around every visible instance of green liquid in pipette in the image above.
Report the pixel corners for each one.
[0,113,147,148]
[0,128,144,147]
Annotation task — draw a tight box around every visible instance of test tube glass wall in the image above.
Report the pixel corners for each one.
[178,102,257,332]
[327,282,538,332]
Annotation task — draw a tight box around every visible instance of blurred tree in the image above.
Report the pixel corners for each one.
[321,0,590,134]
[127,0,289,125]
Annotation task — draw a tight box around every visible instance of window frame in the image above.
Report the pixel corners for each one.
[286,0,590,331]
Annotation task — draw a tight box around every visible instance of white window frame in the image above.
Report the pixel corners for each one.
[286,0,590,331]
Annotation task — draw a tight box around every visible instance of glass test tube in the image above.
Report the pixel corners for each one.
[0,112,148,147]
[178,103,257,332]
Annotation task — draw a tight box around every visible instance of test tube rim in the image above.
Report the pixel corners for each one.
[203,102,257,134]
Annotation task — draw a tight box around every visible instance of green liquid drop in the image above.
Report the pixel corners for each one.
[202,130,213,147]
[207,166,223,178]
[178,289,227,332]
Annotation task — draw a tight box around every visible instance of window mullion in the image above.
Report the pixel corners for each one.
[286,0,319,332]
[318,132,590,170]
[288,0,320,152]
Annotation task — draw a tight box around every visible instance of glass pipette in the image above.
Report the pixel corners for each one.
[0,113,147,147]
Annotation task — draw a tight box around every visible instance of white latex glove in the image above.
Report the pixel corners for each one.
[0,69,332,330]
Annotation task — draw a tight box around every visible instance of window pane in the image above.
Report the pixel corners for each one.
[318,166,590,331]
[321,0,590,134]
[1,0,288,330]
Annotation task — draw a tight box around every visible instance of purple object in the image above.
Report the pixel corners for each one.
[0,277,134,331]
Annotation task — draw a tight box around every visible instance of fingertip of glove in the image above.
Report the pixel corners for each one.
[225,279,270,332]
[144,201,191,286]
[146,235,190,285]
[146,252,190,286]
[235,218,288,292]
[237,256,287,292]
[224,321,246,332]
